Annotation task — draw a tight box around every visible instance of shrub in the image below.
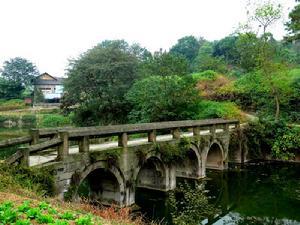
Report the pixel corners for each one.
[198,100,242,120]
[168,181,219,225]
[272,127,300,160]
[0,115,19,125]
[244,119,300,160]
[126,75,200,123]
[154,138,191,163]
[0,164,55,196]
[21,115,36,126]
[0,99,26,111]
[40,114,72,128]
[191,70,218,81]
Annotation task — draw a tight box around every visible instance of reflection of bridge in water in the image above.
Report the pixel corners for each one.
[1,119,245,206]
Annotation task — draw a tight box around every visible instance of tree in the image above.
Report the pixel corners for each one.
[236,33,261,72]
[213,36,239,65]
[63,40,140,126]
[126,75,200,122]
[0,78,23,99]
[193,42,228,73]
[253,1,282,35]
[285,0,300,41]
[0,57,39,99]
[1,57,39,87]
[241,1,284,120]
[140,51,189,77]
[170,36,203,63]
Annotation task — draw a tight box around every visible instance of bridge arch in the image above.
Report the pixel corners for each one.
[135,152,168,191]
[71,161,126,205]
[206,141,225,170]
[176,145,202,178]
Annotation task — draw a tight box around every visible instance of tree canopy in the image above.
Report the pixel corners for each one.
[170,36,203,63]
[63,40,140,125]
[126,75,200,122]
[140,51,189,77]
[0,57,39,99]
[285,0,300,41]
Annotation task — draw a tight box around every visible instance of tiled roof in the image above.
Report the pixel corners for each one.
[34,77,64,85]
[34,73,65,85]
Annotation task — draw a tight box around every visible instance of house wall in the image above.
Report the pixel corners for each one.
[36,84,64,100]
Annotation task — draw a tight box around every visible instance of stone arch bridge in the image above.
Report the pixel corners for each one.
[1,119,243,207]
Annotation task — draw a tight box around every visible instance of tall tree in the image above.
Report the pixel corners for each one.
[63,40,140,126]
[170,36,203,63]
[0,57,39,99]
[126,75,200,122]
[285,0,300,41]
[236,33,261,72]
[243,0,285,120]
[252,1,282,35]
[140,51,189,77]
[1,57,39,87]
[194,42,228,73]
[213,36,239,65]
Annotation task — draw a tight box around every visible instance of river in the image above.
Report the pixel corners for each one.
[135,162,300,225]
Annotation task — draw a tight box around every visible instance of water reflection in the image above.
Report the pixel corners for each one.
[135,162,300,225]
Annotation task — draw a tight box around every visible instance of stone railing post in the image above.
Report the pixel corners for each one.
[172,128,181,139]
[20,147,30,167]
[224,123,230,135]
[79,136,89,153]
[58,131,69,161]
[193,127,200,137]
[210,125,216,138]
[30,129,39,145]
[118,132,128,147]
[148,130,156,142]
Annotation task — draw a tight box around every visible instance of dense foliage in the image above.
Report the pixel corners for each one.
[140,51,189,77]
[126,75,200,122]
[0,57,39,99]
[285,0,300,41]
[63,40,140,126]
[244,119,300,160]
[168,182,218,225]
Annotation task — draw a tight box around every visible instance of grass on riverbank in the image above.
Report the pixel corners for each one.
[0,163,144,225]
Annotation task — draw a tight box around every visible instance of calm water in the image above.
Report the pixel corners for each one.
[135,162,300,225]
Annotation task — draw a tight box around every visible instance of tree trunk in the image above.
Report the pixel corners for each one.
[275,94,280,121]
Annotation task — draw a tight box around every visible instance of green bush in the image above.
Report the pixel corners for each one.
[154,138,191,163]
[126,75,200,123]
[0,115,19,125]
[0,164,55,196]
[22,115,36,126]
[244,119,300,160]
[191,70,218,81]
[198,100,241,120]
[168,181,218,225]
[0,99,26,111]
[40,114,72,128]
[272,127,300,160]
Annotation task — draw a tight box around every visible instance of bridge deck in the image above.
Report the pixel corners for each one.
[29,128,228,166]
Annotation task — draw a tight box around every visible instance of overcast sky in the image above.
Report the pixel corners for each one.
[0,0,296,77]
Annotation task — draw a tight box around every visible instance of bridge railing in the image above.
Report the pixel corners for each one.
[3,119,239,166]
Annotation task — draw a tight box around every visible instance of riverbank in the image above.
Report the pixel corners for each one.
[0,163,145,225]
